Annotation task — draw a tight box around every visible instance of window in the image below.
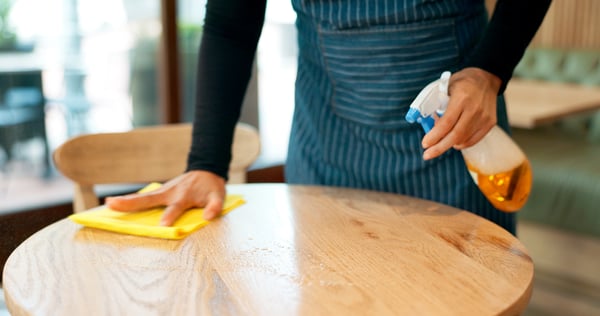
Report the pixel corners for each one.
[255,1,296,167]
[1,0,163,213]
[0,0,296,214]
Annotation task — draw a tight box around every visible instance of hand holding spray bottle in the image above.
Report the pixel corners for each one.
[405,71,532,212]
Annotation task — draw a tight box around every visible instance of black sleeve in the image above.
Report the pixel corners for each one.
[465,0,552,93]
[186,0,267,179]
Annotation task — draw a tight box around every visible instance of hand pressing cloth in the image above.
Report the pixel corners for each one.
[69,183,245,240]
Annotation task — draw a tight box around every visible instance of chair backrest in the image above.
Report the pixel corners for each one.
[53,122,261,212]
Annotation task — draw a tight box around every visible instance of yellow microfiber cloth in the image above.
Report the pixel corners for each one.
[69,182,245,240]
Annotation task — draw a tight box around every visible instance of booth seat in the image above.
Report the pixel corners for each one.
[511,48,600,237]
[508,47,600,309]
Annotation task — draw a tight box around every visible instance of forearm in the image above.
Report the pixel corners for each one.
[186,0,266,178]
[466,0,552,93]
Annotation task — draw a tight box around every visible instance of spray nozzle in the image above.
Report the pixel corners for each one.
[405,71,451,133]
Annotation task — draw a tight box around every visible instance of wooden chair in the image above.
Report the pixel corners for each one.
[53,122,260,212]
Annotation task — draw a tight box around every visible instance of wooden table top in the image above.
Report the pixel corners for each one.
[2,183,534,316]
[505,79,600,129]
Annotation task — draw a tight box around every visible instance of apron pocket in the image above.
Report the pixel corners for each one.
[319,19,460,129]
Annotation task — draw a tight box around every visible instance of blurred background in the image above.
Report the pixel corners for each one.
[0,0,296,213]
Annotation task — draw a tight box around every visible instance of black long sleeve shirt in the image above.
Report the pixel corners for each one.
[186,0,552,179]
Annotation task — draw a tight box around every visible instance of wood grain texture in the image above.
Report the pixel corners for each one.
[2,184,533,316]
[529,0,600,49]
[486,0,600,49]
[505,79,600,129]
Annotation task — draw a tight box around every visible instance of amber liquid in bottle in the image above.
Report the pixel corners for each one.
[466,160,533,212]
[461,126,533,213]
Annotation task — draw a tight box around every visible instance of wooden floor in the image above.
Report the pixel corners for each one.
[0,166,72,215]
[1,137,73,215]
[0,156,143,215]
[526,273,600,315]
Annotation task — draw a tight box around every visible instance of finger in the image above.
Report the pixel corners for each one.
[453,125,491,149]
[447,101,494,150]
[105,191,165,212]
[421,94,465,148]
[422,111,459,148]
[423,129,459,160]
[159,203,187,227]
[423,109,485,159]
[202,192,225,220]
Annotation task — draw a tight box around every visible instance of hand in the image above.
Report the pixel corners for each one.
[105,170,226,226]
[421,67,501,160]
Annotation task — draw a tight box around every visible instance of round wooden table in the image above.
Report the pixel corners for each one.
[2,184,533,315]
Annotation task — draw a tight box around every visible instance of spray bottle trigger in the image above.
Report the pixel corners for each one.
[405,104,436,133]
[419,116,435,133]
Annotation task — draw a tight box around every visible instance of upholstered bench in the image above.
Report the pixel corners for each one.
[508,48,600,308]
[514,126,600,237]
[510,48,600,235]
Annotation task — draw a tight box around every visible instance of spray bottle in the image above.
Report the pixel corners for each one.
[405,71,532,212]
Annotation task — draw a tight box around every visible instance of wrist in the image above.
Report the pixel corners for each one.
[467,67,502,95]
[187,169,226,184]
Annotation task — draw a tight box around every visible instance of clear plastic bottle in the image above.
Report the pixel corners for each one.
[406,71,532,212]
[461,126,532,212]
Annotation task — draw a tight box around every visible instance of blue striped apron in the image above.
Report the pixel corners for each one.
[285,0,515,234]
